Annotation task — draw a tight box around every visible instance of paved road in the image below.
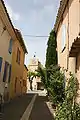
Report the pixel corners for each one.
[3,93,34,120]
[29,95,54,120]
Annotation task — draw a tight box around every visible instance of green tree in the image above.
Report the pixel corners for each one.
[45,30,57,68]
[56,73,80,120]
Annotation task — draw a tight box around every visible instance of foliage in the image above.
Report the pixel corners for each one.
[37,64,65,104]
[45,30,57,68]
[55,73,80,120]
[36,65,47,89]
[47,65,65,105]
[27,71,36,80]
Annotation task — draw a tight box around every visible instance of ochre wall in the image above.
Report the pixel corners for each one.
[9,39,25,98]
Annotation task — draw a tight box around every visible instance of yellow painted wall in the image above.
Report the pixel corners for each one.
[22,65,28,94]
[9,39,25,98]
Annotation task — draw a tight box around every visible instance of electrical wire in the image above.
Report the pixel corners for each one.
[23,35,49,37]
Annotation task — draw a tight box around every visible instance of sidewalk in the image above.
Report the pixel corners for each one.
[29,95,54,120]
[3,94,34,120]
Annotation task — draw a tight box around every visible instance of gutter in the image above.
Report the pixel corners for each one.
[79,0,80,36]
[67,1,69,70]
[54,0,69,32]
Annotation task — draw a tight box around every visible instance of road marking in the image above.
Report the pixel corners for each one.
[20,94,37,120]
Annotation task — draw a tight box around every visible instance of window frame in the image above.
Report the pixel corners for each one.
[61,24,66,52]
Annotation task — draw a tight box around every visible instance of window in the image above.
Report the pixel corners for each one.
[15,77,17,93]
[16,48,21,64]
[0,57,3,72]
[62,24,66,51]
[8,39,13,54]
[3,61,9,82]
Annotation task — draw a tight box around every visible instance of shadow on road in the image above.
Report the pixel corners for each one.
[29,95,54,120]
[3,94,34,120]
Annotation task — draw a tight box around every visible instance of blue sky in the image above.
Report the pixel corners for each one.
[4,0,60,66]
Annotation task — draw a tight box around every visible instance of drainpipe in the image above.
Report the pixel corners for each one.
[79,0,80,36]
[67,1,69,70]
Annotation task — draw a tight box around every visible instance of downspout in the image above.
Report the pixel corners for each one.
[67,0,69,70]
[79,0,80,36]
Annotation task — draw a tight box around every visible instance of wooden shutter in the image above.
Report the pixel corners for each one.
[8,65,12,83]
[0,57,3,72]
[3,62,9,82]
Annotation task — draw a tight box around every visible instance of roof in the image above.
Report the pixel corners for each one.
[1,0,28,54]
[15,29,28,53]
[24,64,28,71]
[54,0,69,32]
[0,0,16,38]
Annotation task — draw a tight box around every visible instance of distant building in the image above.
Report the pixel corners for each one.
[28,55,39,72]
[27,56,43,91]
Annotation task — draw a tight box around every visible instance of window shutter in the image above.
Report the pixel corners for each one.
[62,24,66,50]
[0,57,3,72]
[3,62,9,82]
[8,65,12,83]
[8,39,13,54]
[16,48,19,63]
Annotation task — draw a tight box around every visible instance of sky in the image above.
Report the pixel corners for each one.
[4,0,60,66]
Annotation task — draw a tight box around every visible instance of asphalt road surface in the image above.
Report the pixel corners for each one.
[29,95,54,120]
[3,93,34,120]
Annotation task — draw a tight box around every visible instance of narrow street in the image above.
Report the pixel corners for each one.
[2,92,54,120]
[3,94,34,120]
[29,95,54,120]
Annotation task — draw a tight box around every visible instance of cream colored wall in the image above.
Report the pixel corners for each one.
[0,18,12,96]
[28,58,39,72]
[32,77,37,90]
[57,0,80,103]
[28,65,38,72]
[0,18,12,63]
[57,6,68,69]
[57,0,79,70]
[69,0,79,50]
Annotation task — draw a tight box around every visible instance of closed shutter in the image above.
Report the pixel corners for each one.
[8,39,13,54]
[3,62,9,82]
[0,57,2,72]
[8,65,12,83]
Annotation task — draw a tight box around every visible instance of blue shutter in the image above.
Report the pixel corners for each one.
[8,39,13,54]
[3,62,9,82]
[8,65,12,83]
[62,25,66,50]
[0,57,3,72]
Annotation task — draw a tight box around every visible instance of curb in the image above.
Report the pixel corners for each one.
[46,102,56,118]
[20,94,37,120]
